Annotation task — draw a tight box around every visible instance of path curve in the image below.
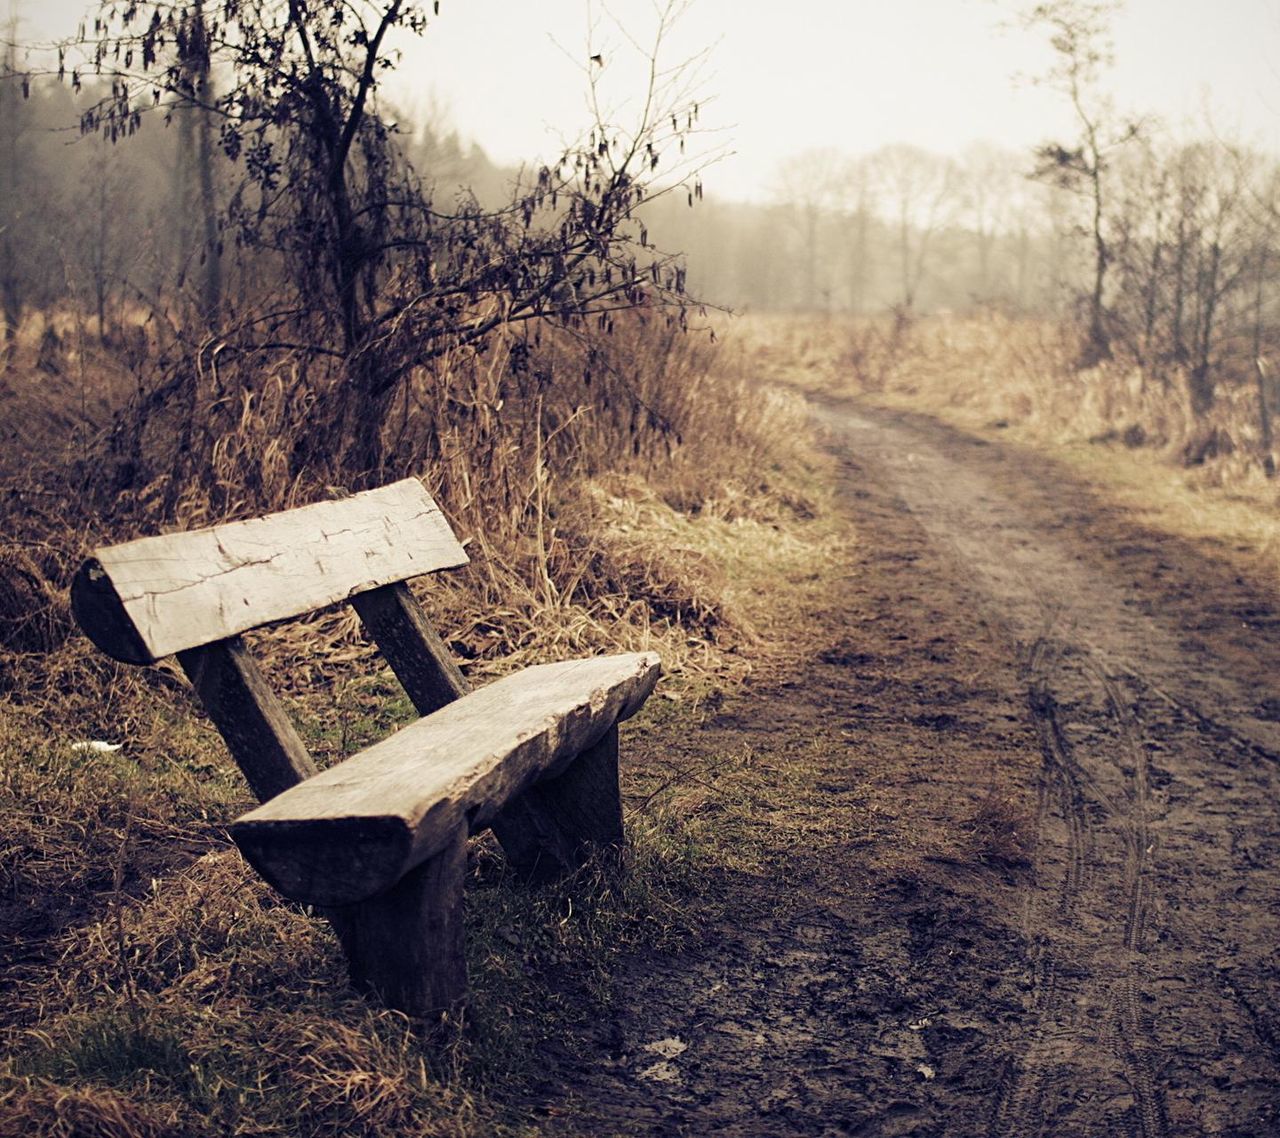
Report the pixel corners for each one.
[545,398,1280,1137]
[824,401,1280,1137]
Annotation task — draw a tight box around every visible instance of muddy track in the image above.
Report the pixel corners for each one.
[825,401,1280,1137]
[538,398,1280,1137]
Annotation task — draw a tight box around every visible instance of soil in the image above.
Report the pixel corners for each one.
[533,397,1280,1137]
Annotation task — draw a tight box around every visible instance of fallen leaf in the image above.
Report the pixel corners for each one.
[642,1037,688,1059]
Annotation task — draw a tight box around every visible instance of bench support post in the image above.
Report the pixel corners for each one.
[329,827,468,1022]
[353,582,628,882]
[492,725,623,881]
[177,638,318,803]
[352,583,469,715]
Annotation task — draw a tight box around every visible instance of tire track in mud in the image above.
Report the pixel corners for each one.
[1089,662,1152,957]
[1000,644,1170,1138]
[993,638,1168,1138]
[543,399,1277,1137]
[1025,638,1092,907]
[819,401,1279,1137]
[1093,668,1169,1138]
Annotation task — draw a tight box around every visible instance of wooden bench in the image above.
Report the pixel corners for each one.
[71,479,660,1021]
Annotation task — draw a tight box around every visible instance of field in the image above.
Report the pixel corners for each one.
[749,309,1280,577]
[3,311,1279,1135]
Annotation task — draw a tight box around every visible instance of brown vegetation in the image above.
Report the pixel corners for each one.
[743,309,1280,493]
[11,293,1280,1132]
[6,1,1273,1126]
[0,301,843,1135]
[1,19,841,1122]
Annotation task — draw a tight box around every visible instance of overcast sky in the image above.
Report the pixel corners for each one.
[15,0,1280,201]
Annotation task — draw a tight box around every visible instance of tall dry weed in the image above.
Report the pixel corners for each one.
[1,309,817,684]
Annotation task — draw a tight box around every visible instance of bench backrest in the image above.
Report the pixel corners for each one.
[72,479,472,803]
[72,479,467,665]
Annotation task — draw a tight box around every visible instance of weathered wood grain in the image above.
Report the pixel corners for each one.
[69,474,665,1022]
[232,652,660,906]
[72,479,467,664]
[351,582,468,715]
[351,584,619,881]
[177,638,318,803]
[330,828,468,1019]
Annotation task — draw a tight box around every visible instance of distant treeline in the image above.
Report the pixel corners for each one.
[654,134,1280,423]
[0,73,511,339]
[655,141,1280,338]
[4,66,1280,426]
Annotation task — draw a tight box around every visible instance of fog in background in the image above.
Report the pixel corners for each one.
[4,0,1280,327]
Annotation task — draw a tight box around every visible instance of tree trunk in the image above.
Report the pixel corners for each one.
[1140,246,1160,366]
[1253,249,1273,475]
[1170,215,1189,365]
[1,276,18,346]
[849,206,868,314]
[173,74,196,292]
[1189,241,1221,417]
[1188,363,1215,418]
[1085,162,1110,364]
[898,213,913,310]
[1255,359,1273,476]
[195,66,221,321]
[802,205,817,313]
[336,359,399,486]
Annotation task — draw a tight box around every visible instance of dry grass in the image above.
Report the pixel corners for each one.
[729,310,1280,590]
[0,813,719,1136]
[710,312,857,394]
[0,307,848,1134]
[881,315,1280,586]
[963,790,1034,870]
[0,1080,187,1138]
[3,851,482,1136]
[0,710,233,911]
[0,309,150,488]
[735,310,1278,473]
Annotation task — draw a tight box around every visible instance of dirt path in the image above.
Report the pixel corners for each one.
[539,397,1280,1137]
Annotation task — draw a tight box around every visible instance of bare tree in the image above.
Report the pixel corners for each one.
[65,0,711,479]
[66,132,140,341]
[1242,155,1280,469]
[0,6,30,347]
[836,153,874,315]
[867,143,957,311]
[169,0,221,322]
[772,148,846,311]
[958,142,1022,305]
[1024,0,1139,363]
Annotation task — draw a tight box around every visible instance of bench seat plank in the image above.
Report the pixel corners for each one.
[231,652,660,906]
[72,479,467,664]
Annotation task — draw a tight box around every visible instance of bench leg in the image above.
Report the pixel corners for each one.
[491,724,624,882]
[327,827,468,1024]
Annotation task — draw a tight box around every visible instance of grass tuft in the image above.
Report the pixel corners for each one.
[963,791,1034,870]
[0,1076,186,1138]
